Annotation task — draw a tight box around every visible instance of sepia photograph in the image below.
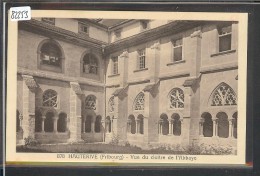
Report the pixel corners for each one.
[6,10,248,165]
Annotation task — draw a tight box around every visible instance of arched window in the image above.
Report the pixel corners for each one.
[35,110,42,132]
[172,113,181,136]
[57,113,67,132]
[40,41,62,67]
[95,115,102,133]
[105,116,112,133]
[233,112,237,139]
[159,114,169,135]
[16,110,21,132]
[127,115,136,134]
[137,115,144,134]
[85,115,92,133]
[83,53,98,74]
[133,92,145,111]
[169,88,184,109]
[217,112,229,138]
[202,112,213,137]
[85,95,96,110]
[43,89,58,108]
[211,83,237,106]
[44,112,54,132]
[108,96,115,113]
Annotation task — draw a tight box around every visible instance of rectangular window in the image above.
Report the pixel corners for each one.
[78,23,89,34]
[42,18,55,25]
[112,56,118,75]
[172,38,183,62]
[218,25,232,52]
[138,49,146,69]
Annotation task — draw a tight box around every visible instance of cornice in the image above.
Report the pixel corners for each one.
[18,67,105,88]
[105,21,206,54]
[19,19,107,51]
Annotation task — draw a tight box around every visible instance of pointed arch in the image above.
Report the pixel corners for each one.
[168,88,184,109]
[210,82,237,106]
[108,96,115,112]
[133,92,145,111]
[85,95,97,110]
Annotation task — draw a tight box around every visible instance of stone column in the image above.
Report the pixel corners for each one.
[68,82,83,142]
[91,117,95,133]
[136,119,140,134]
[82,117,85,133]
[168,120,172,135]
[41,116,45,132]
[213,118,217,137]
[127,119,131,133]
[65,117,69,132]
[228,118,233,138]
[180,119,184,136]
[22,75,37,140]
[199,118,204,136]
[119,50,129,87]
[150,41,160,83]
[53,116,58,133]
[19,114,23,132]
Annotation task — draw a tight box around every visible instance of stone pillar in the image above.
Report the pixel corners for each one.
[159,119,163,135]
[68,82,83,143]
[150,41,160,83]
[228,118,233,138]
[168,120,172,135]
[127,119,131,133]
[213,118,217,137]
[136,119,140,134]
[82,117,85,133]
[41,116,45,132]
[65,117,69,132]
[199,118,204,136]
[119,50,129,87]
[91,117,95,133]
[19,114,23,132]
[22,75,37,140]
[53,116,58,133]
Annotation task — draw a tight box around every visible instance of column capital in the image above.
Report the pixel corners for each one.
[70,82,83,95]
[120,50,129,58]
[190,30,202,38]
[151,42,160,50]
[22,74,38,90]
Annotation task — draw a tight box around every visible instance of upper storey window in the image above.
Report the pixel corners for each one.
[78,22,89,35]
[43,89,58,108]
[40,42,62,68]
[140,20,150,31]
[42,18,55,25]
[138,49,146,69]
[169,88,184,109]
[134,92,145,111]
[83,53,98,75]
[172,38,183,62]
[218,25,232,52]
[211,83,237,106]
[111,56,119,75]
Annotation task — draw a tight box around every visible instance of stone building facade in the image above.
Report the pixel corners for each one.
[16,18,238,149]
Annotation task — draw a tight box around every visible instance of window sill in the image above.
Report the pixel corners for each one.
[108,73,120,78]
[167,60,185,66]
[210,49,236,57]
[133,68,148,72]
